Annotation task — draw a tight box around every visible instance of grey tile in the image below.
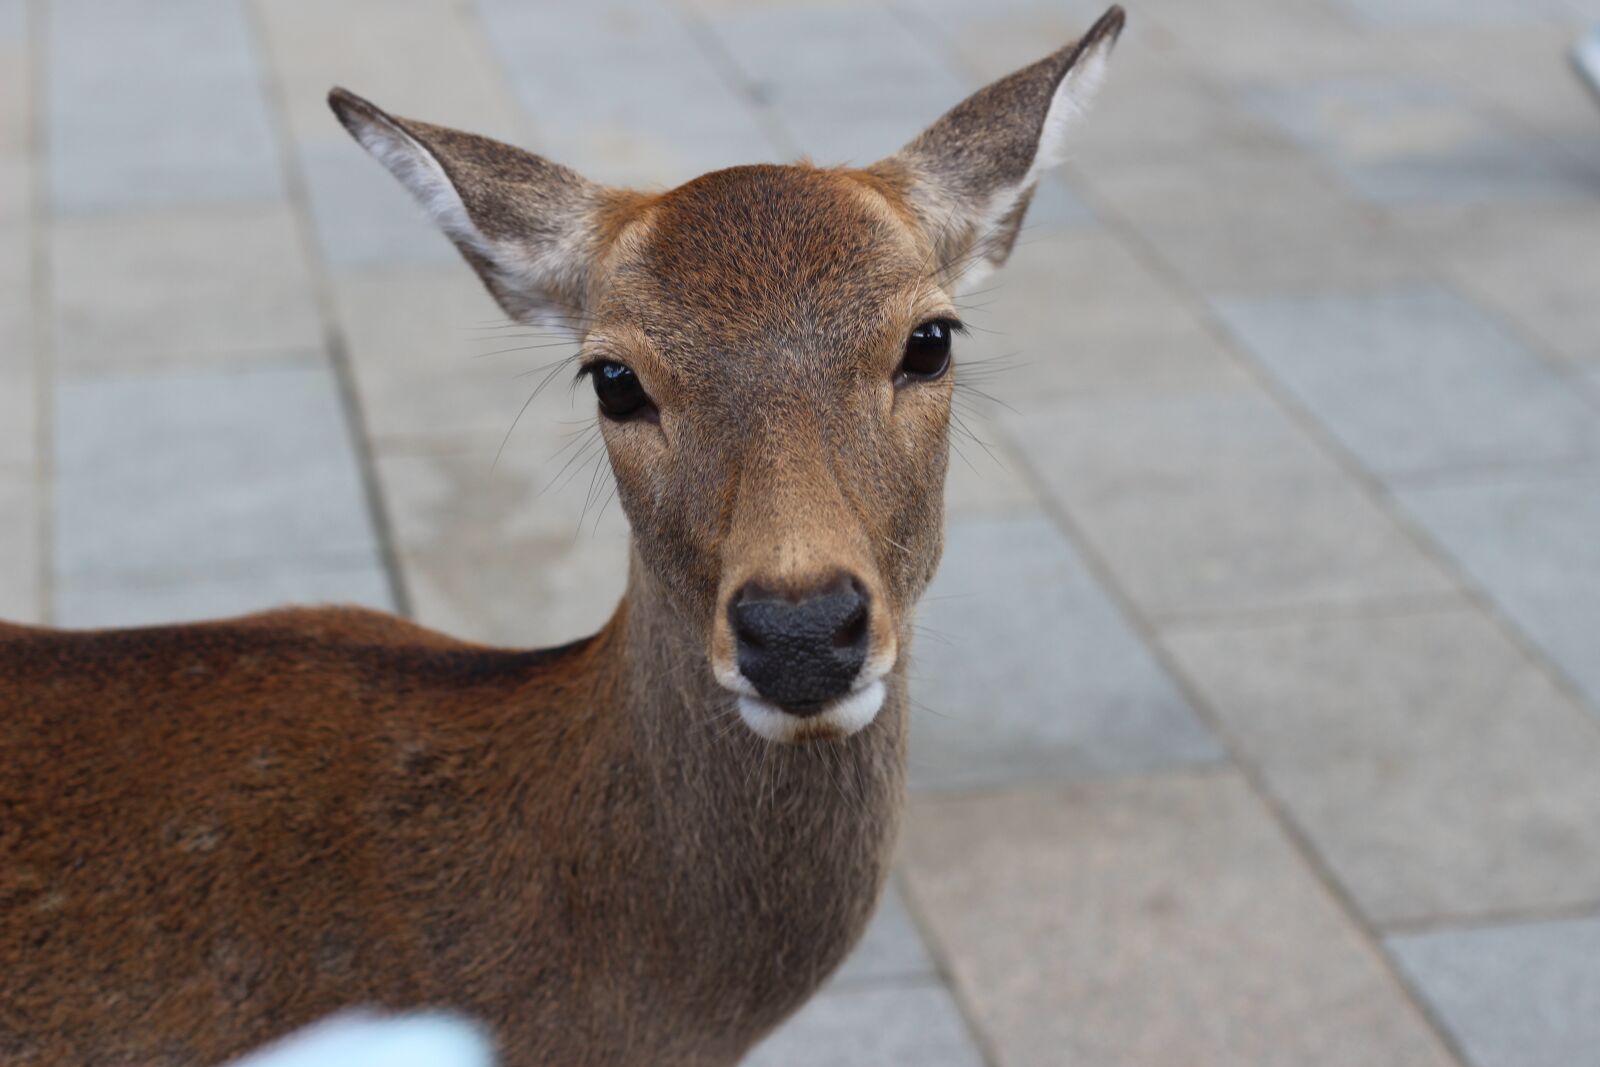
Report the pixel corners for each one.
[940,417,1040,517]
[910,512,1221,791]
[331,271,568,445]
[704,4,969,163]
[1402,204,1600,367]
[380,438,630,648]
[54,562,394,630]
[831,883,937,989]
[53,358,380,578]
[1134,0,1379,85]
[1397,471,1600,713]
[0,287,34,468]
[0,470,40,623]
[476,0,781,186]
[1082,148,1430,294]
[1332,0,1564,27]
[375,435,629,552]
[48,0,283,212]
[1212,287,1600,483]
[957,230,1248,401]
[1388,915,1600,1067]
[902,772,1457,1067]
[1166,609,1600,926]
[1410,23,1600,179]
[296,139,459,271]
[51,204,322,369]
[0,0,24,46]
[744,982,986,1067]
[1246,78,1588,206]
[399,535,630,651]
[1005,384,1455,618]
[252,0,525,148]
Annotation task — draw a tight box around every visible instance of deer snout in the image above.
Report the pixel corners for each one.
[731,575,870,712]
[716,572,891,742]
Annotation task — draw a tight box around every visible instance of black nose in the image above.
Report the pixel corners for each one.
[731,575,871,713]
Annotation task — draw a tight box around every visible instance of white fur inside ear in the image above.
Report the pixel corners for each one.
[1027,38,1113,183]
[351,116,488,255]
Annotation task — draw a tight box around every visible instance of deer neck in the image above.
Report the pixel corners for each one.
[573,547,909,1034]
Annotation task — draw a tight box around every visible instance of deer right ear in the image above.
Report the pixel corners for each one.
[871,5,1124,294]
[328,88,621,329]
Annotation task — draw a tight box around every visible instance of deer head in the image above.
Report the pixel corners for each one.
[329,7,1122,745]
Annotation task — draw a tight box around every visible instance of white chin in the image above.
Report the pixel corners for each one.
[737,680,887,742]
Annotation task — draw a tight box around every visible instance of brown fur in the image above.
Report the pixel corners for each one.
[0,9,1121,1065]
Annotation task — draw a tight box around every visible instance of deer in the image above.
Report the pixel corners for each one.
[0,8,1122,1065]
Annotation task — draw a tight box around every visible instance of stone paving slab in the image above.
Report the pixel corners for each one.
[901,771,1457,1067]
[959,229,1249,400]
[51,204,323,369]
[1245,78,1590,207]
[1397,471,1600,714]
[910,512,1221,791]
[53,358,380,579]
[939,416,1040,517]
[378,439,630,648]
[294,141,461,272]
[330,270,566,446]
[47,0,284,213]
[400,535,630,650]
[476,0,783,187]
[745,981,986,1067]
[1331,0,1570,28]
[1212,286,1600,484]
[54,561,394,631]
[252,0,525,148]
[1165,607,1600,927]
[375,436,630,551]
[1399,204,1600,368]
[830,882,938,989]
[1387,914,1600,1067]
[0,471,38,623]
[1080,147,1431,294]
[0,291,33,469]
[1004,383,1455,618]
[1136,0,1377,85]
[703,2,967,164]
[1414,23,1600,180]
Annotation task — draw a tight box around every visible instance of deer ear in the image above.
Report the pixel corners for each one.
[328,88,620,329]
[873,5,1124,293]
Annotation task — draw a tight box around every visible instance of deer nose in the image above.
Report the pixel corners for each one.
[731,575,871,713]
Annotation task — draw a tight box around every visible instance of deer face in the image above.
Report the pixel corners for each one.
[331,7,1123,742]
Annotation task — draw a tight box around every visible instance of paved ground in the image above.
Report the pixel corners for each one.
[5,0,1600,1063]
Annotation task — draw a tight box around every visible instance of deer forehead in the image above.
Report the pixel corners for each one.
[591,165,942,367]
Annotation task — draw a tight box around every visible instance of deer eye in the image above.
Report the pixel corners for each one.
[896,319,957,385]
[590,361,655,422]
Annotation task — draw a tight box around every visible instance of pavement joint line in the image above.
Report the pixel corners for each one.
[675,0,805,163]
[904,760,1239,806]
[28,0,52,625]
[242,0,412,620]
[1149,588,1474,634]
[52,345,332,381]
[889,868,1006,1067]
[1376,896,1600,939]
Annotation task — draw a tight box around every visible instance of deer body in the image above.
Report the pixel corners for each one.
[3,578,905,1065]
[0,10,1120,1065]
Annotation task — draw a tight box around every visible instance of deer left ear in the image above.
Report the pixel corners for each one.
[328,87,628,329]
[872,5,1124,293]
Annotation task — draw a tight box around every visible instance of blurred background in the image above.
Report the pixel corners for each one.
[5,0,1600,1064]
